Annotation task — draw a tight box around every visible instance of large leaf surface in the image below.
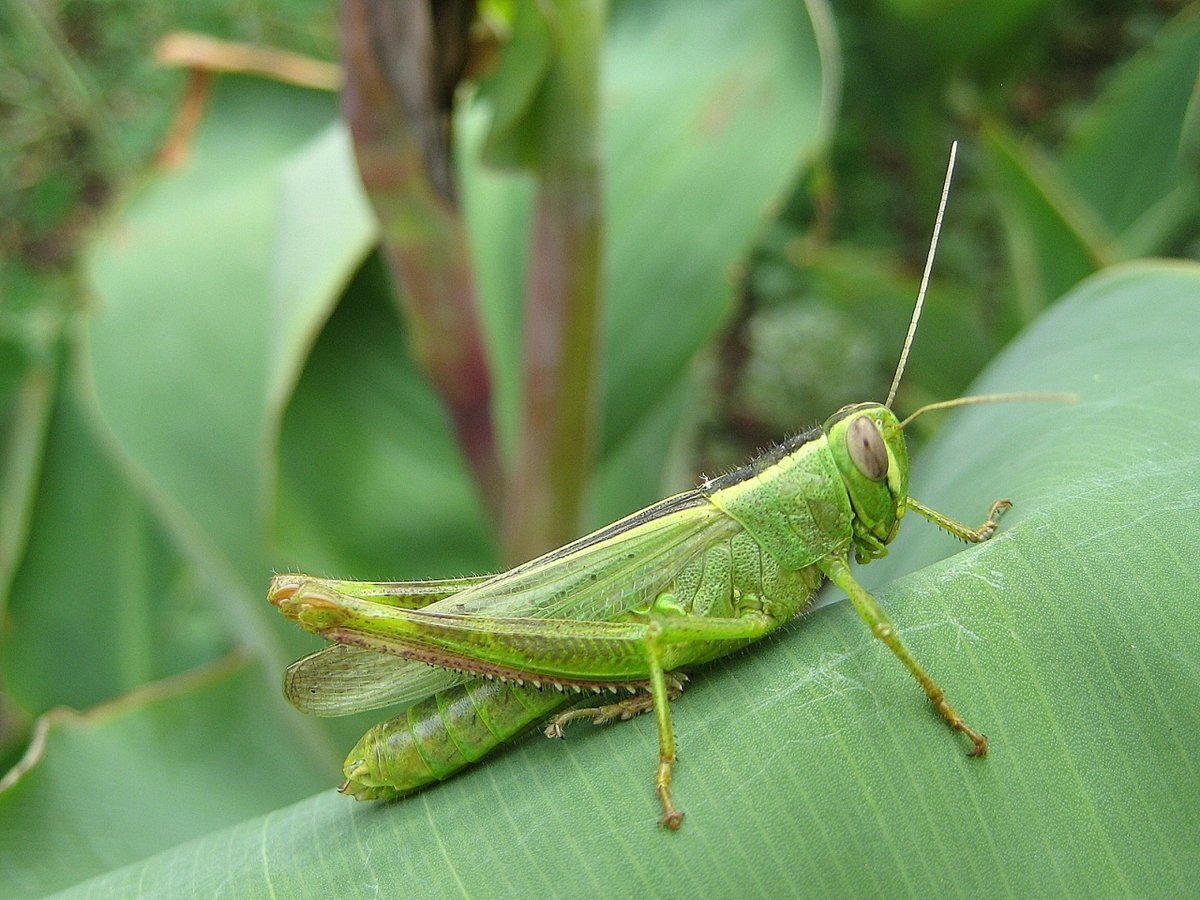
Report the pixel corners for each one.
[61,264,1200,895]
[85,76,339,584]
[2,374,226,714]
[272,253,495,579]
[82,76,347,672]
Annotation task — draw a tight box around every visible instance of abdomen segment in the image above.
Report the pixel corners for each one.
[340,678,572,799]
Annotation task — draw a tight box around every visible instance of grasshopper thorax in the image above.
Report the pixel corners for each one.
[823,403,910,559]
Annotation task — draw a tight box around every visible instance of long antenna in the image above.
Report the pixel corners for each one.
[897,392,1077,430]
[885,141,958,408]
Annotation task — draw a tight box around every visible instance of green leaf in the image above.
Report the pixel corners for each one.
[476,0,554,170]
[0,654,329,899]
[59,262,1200,895]
[80,75,378,690]
[267,123,378,423]
[0,268,65,614]
[873,0,1054,68]
[1059,5,1200,246]
[84,75,338,589]
[0,362,53,622]
[980,123,1113,322]
[598,0,830,451]
[2,373,227,714]
[75,71,374,777]
[272,252,495,578]
[977,6,1200,323]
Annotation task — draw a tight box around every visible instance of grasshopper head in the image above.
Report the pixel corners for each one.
[823,402,909,559]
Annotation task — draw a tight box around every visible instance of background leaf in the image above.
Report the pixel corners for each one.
[1058,5,1200,246]
[465,0,831,520]
[58,262,1200,896]
[0,654,327,898]
[272,253,495,579]
[3,374,226,714]
[978,10,1199,320]
[83,75,341,665]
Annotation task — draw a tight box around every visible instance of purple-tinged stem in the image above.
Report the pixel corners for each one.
[340,0,502,519]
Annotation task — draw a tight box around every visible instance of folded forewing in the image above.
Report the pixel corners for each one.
[426,490,742,622]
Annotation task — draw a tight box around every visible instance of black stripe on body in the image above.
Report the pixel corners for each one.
[701,426,824,494]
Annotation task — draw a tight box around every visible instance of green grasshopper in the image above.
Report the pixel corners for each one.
[270,145,1046,828]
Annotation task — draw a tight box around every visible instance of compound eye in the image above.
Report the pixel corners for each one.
[847,416,888,482]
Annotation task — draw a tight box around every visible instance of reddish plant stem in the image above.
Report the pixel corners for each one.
[340,0,502,519]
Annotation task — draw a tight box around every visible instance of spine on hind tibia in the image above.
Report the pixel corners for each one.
[339,678,572,799]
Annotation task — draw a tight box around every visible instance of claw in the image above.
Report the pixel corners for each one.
[655,758,684,830]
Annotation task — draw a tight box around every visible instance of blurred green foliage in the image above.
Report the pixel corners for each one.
[0,0,1197,895]
[0,0,335,270]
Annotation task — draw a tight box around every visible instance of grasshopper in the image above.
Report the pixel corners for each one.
[270,144,1045,828]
